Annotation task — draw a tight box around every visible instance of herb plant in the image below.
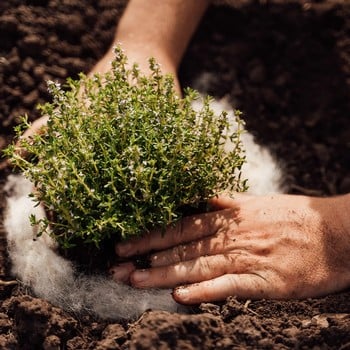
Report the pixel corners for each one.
[6,46,247,248]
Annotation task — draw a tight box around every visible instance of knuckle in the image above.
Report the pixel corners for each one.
[226,251,248,270]
[155,245,187,267]
[226,252,241,265]
[172,244,187,263]
[171,220,184,245]
[225,274,239,291]
[197,256,213,278]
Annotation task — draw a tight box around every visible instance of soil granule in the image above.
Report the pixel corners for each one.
[1,0,350,349]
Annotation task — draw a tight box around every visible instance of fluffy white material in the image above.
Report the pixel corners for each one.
[4,175,185,320]
[3,98,284,320]
[192,97,285,195]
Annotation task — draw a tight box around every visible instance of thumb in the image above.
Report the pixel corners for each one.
[12,115,49,161]
[20,115,49,141]
[173,273,268,304]
[208,193,250,210]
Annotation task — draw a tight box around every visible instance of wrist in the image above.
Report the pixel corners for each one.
[90,44,180,93]
[325,194,350,282]
[336,193,350,241]
[114,0,209,70]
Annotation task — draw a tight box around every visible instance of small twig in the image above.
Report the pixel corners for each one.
[243,300,260,317]
[0,279,18,286]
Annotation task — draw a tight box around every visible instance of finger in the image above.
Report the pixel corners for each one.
[173,273,268,304]
[109,262,136,284]
[14,115,49,160]
[209,193,250,210]
[150,230,242,267]
[129,253,259,288]
[21,115,49,140]
[115,209,235,257]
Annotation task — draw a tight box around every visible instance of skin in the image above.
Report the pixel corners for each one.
[14,0,209,143]
[10,0,350,304]
[112,193,350,304]
[93,0,209,89]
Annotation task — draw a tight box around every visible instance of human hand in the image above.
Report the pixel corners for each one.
[0,114,50,170]
[112,193,350,304]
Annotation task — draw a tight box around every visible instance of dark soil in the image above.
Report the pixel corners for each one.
[1,0,350,349]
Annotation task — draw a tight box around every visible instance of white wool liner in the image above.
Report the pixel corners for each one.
[192,97,285,195]
[4,98,284,320]
[4,174,185,320]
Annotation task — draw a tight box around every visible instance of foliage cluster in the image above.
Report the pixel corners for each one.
[5,47,247,248]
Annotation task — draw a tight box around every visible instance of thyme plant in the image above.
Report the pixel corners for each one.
[6,47,247,248]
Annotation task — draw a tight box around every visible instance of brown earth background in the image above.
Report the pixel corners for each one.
[1,0,350,349]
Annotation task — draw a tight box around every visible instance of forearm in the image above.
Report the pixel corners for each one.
[331,193,350,255]
[92,0,209,79]
[319,193,350,292]
[116,0,209,70]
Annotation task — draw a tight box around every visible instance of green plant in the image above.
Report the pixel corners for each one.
[5,46,247,249]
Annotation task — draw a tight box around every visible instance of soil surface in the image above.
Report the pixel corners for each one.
[1,0,350,349]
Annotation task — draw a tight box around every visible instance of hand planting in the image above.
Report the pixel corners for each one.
[5,46,247,249]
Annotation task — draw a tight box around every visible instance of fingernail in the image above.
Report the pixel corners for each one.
[115,242,132,256]
[110,264,132,282]
[132,269,150,284]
